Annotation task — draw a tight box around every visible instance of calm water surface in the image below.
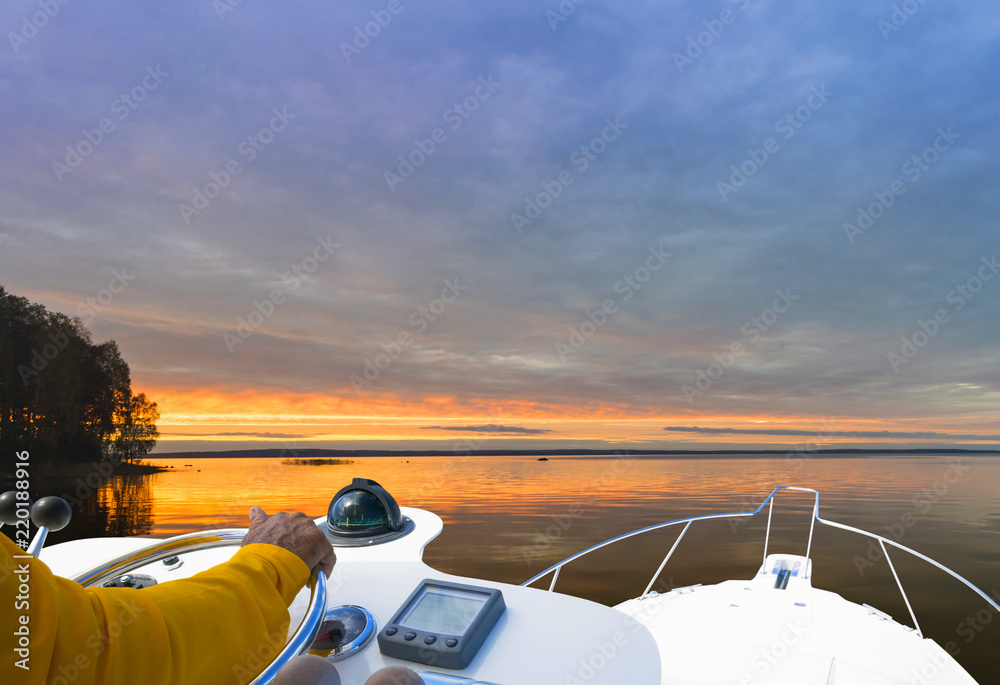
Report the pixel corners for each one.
[30,453,1000,681]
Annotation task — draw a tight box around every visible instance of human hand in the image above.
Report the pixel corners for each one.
[243,507,336,579]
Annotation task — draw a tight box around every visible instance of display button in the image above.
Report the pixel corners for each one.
[385,627,397,636]
[404,632,416,641]
[424,635,437,645]
[445,638,458,648]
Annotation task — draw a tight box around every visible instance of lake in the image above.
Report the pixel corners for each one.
[27,452,1000,682]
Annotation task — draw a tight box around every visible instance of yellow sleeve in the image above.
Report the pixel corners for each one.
[1,533,310,685]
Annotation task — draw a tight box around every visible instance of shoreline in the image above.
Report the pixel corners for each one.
[149,447,1000,459]
[38,460,172,475]
[0,460,171,486]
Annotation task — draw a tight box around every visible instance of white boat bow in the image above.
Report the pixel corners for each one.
[35,484,995,685]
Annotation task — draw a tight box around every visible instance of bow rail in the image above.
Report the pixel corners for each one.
[521,486,999,637]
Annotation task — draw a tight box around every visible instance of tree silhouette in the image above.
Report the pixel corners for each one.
[106,393,160,464]
[0,286,158,464]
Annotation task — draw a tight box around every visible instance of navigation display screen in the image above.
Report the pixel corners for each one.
[398,585,488,635]
[379,579,506,669]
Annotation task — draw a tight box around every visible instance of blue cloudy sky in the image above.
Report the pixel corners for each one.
[2,0,999,451]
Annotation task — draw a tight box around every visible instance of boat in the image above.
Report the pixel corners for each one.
[12,481,998,684]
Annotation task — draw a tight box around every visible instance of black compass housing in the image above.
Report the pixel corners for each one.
[325,478,413,546]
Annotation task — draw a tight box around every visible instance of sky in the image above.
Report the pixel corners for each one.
[2,0,999,453]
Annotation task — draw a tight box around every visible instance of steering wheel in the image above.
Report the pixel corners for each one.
[71,529,327,685]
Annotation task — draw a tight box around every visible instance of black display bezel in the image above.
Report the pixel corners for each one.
[377,579,506,670]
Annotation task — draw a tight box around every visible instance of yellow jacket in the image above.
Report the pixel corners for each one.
[1,532,309,685]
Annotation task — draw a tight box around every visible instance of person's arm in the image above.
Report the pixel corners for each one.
[2,534,307,685]
[2,507,334,685]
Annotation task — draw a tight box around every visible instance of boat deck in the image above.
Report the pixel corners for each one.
[615,554,976,684]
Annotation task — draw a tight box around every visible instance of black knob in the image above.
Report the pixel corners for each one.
[0,491,25,526]
[30,496,72,531]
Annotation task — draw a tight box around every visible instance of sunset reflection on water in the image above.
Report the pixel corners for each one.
[37,452,1000,682]
[54,453,1000,572]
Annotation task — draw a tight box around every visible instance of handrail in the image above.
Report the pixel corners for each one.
[522,486,799,588]
[521,486,1000,637]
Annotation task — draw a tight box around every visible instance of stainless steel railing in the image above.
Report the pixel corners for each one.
[521,486,999,638]
[72,529,327,685]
